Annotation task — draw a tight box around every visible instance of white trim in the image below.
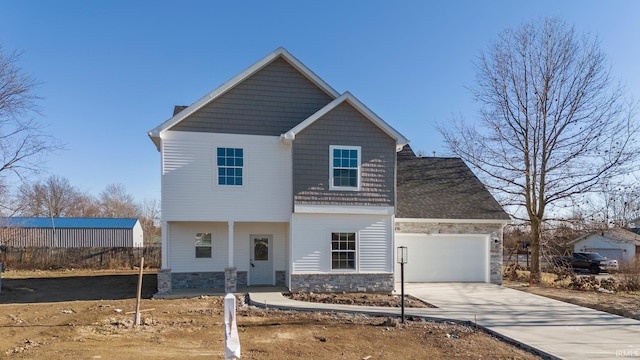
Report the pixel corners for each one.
[148,47,340,150]
[284,92,409,147]
[294,204,395,215]
[328,230,358,272]
[329,145,361,191]
[215,146,245,188]
[395,217,511,225]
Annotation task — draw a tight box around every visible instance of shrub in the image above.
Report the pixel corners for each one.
[617,260,640,292]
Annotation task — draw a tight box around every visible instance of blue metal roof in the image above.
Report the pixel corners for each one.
[0,217,139,229]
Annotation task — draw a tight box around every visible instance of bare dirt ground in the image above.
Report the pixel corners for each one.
[0,270,541,359]
[503,280,640,320]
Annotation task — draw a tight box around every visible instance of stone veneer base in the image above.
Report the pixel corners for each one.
[290,273,394,293]
[171,271,248,290]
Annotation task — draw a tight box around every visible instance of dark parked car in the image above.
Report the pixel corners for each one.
[552,252,619,274]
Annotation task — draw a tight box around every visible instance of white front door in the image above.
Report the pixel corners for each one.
[250,234,273,285]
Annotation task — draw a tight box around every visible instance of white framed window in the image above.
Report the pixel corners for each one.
[195,233,212,258]
[331,232,356,270]
[329,145,361,191]
[217,147,243,186]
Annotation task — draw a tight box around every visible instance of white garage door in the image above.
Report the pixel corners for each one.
[394,233,490,282]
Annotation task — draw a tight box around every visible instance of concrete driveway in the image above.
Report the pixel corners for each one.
[405,283,640,359]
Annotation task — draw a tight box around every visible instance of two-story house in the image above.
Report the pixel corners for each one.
[148,48,510,295]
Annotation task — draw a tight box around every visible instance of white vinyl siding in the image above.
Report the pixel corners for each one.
[290,213,392,274]
[169,222,228,272]
[161,131,292,222]
[168,221,287,275]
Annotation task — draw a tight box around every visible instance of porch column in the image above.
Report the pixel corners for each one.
[228,221,234,267]
[225,221,237,293]
[157,221,172,295]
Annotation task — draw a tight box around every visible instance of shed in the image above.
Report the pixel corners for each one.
[570,228,640,263]
[0,217,144,248]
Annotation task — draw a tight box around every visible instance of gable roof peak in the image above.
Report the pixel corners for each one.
[148,47,340,150]
[281,91,409,148]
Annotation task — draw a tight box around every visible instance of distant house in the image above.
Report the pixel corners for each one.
[570,228,640,263]
[0,217,144,248]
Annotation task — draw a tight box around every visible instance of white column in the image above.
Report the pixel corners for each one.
[228,221,234,267]
[161,221,170,268]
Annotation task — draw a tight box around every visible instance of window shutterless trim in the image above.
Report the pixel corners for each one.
[329,145,361,191]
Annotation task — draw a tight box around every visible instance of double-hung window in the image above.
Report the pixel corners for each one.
[217,147,243,186]
[195,232,212,258]
[329,145,361,190]
[331,232,356,270]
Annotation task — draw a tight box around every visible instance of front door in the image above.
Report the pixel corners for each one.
[250,235,273,285]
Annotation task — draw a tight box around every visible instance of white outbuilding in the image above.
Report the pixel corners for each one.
[570,228,640,263]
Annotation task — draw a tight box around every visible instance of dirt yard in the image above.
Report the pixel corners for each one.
[0,270,542,359]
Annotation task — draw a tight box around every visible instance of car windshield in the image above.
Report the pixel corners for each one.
[583,253,604,260]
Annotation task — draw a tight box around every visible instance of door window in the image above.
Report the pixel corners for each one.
[254,238,269,261]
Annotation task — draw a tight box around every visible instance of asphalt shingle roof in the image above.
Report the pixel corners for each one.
[397,145,510,220]
[0,217,139,229]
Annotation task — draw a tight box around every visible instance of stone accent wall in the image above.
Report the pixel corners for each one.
[156,269,171,295]
[225,267,237,293]
[169,271,248,291]
[395,222,504,285]
[291,273,394,293]
[276,270,286,287]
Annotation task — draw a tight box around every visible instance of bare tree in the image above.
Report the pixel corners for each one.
[16,175,98,217]
[440,17,639,281]
[99,183,139,218]
[139,198,161,245]
[0,42,60,181]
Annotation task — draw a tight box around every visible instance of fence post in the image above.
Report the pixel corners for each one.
[0,262,3,293]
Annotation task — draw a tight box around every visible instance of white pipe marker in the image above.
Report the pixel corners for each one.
[224,293,241,359]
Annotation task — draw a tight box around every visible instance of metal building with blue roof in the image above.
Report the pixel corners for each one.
[0,217,144,247]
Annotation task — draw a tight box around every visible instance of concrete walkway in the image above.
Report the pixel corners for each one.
[249,283,640,360]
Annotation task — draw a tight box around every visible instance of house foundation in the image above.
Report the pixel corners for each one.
[225,267,237,293]
[156,268,171,295]
[290,273,394,293]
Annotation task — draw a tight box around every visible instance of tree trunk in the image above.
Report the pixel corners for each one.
[529,218,542,283]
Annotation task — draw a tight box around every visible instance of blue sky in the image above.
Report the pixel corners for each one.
[0,1,638,202]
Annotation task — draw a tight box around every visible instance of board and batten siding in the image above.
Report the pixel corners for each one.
[161,131,292,222]
[168,221,287,275]
[290,213,393,274]
[170,57,334,136]
[293,102,397,207]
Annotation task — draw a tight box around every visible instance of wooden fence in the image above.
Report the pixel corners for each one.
[0,246,161,270]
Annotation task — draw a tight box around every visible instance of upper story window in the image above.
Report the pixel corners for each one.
[217,147,243,186]
[329,145,361,191]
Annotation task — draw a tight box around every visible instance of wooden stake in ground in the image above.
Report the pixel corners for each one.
[134,257,144,327]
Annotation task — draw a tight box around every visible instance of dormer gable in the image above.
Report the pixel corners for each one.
[281,92,409,150]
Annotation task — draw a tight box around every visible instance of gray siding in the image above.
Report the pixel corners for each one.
[1,228,136,247]
[170,57,334,135]
[293,102,396,207]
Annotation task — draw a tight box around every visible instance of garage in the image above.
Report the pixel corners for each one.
[394,233,490,282]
